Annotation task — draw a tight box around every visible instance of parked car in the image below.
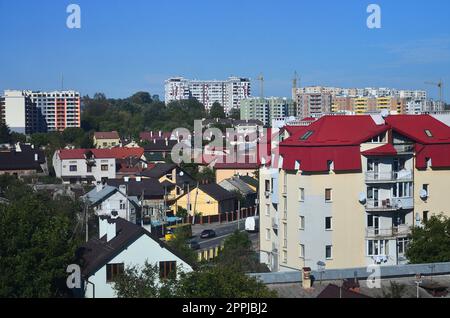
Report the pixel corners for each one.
[187,240,200,250]
[200,229,216,239]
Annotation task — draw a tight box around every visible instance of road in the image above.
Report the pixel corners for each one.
[191,219,259,251]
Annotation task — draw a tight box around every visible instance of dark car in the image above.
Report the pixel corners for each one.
[187,240,200,250]
[200,229,216,239]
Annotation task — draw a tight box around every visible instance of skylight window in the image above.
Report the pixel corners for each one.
[300,131,314,141]
[424,129,433,138]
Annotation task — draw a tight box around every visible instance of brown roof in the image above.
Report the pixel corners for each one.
[94,131,120,139]
[317,284,372,298]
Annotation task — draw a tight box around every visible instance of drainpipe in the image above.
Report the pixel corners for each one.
[86,279,95,298]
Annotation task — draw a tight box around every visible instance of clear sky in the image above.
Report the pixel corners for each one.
[0,0,449,101]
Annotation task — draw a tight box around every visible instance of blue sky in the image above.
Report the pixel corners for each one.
[0,0,449,101]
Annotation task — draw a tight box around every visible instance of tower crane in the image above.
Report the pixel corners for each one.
[425,80,444,105]
[257,74,264,98]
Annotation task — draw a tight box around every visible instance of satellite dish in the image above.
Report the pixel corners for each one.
[420,189,428,199]
[359,192,367,204]
[179,171,184,177]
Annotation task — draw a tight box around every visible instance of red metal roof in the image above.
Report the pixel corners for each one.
[58,147,144,160]
[362,144,398,157]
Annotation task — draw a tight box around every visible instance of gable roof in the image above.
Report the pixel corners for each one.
[198,183,237,201]
[58,147,144,160]
[238,175,258,188]
[362,143,398,157]
[143,139,178,152]
[219,177,256,196]
[78,217,195,278]
[140,163,177,178]
[0,144,46,171]
[94,131,120,140]
[105,178,165,199]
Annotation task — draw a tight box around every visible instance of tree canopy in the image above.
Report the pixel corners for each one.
[406,214,450,264]
[209,102,225,119]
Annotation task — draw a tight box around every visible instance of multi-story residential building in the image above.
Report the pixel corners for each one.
[164,77,251,114]
[337,96,407,115]
[240,97,295,126]
[94,131,121,149]
[296,93,332,118]
[1,90,81,133]
[259,114,450,272]
[1,90,46,134]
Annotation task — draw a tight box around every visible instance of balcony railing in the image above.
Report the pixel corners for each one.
[366,197,414,211]
[365,170,413,183]
[394,144,415,154]
[366,226,411,238]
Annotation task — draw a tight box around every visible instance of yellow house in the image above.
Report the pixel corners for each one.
[175,183,236,217]
[93,131,121,149]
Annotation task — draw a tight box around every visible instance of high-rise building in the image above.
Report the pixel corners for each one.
[1,90,81,133]
[240,97,295,126]
[295,93,332,118]
[164,77,251,114]
[260,114,450,272]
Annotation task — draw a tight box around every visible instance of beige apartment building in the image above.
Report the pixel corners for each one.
[259,114,450,272]
[332,96,407,114]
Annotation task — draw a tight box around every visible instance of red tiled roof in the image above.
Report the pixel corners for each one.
[140,131,172,141]
[415,144,450,169]
[362,144,398,157]
[94,131,120,139]
[58,147,144,160]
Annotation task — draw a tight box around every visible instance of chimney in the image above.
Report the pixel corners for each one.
[106,213,118,242]
[124,176,130,183]
[34,153,39,162]
[96,181,103,192]
[159,131,162,138]
[165,138,168,146]
[153,139,156,144]
[150,131,153,137]
[136,176,142,182]
[119,184,127,194]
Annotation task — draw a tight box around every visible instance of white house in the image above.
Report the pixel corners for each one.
[82,183,140,224]
[79,216,194,298]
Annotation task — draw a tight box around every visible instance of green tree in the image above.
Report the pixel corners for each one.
[167,227,198,265]
[0,123,11,143]
[406,214,450,264]
[0,178,83,297]
[196,167,215,183]
[209,102,225,119]
[229,108,241,120]
[381,281,407,298]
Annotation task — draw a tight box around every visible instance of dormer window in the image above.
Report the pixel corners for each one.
[300,131,314,141]
[424,130,433,138]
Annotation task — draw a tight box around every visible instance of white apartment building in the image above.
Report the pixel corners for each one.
[165,77,251,114]
[259,114,450,272]
[1,90,81,133]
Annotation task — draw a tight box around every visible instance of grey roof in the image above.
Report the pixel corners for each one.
[198,183,237,201]
[219,177,256,196]
[83,185,140,209]
[106,178,165,199]
[0,144,46,171]
[77,217,195,278]
[239,175,258,188]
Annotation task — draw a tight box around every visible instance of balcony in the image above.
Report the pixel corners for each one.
[272,216,279,229]
[394,144,415,154]
[366,225,411,238]
[365,170,413,183]
[365,197,414,212]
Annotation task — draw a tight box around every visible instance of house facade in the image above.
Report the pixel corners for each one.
[93,131,121,149]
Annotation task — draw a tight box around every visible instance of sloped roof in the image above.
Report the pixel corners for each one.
[198,183,237,201]
[94,131,120,139]
[106,178,164,199]
[78,217,194,278]
[0,144,46,171]
[219,177,256,196]
[58,147,144,160]
[362,144,398,157]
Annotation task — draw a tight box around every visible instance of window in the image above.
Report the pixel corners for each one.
[299,216,305,230]
[69,165,77,172]
[101,164,109,171]
[283,197,287,220]
[266,228,271,241]
[327,160,334,171]
[120,201,126,210]
[159,261,177,279]
[300,130,314,141]
[423,184,429,195]
[424,129,433,138]
[300,244,305,258]
[265,180,270,192]
[283,224,288,248]
[103,142,107,147]
[325,189,332,202]
[86,165,92,173]
[398,238,409,254]
[423,211,429,223]
[283,251,288,264]
[265,204,270,216]
[325,217,332,230]
[367,240,389,256]
[325,245,333,260]
[106,263,124,283]
[299,188,305,201]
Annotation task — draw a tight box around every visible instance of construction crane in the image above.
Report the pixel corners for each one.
[425,80,444,105]
[257,74,264,98]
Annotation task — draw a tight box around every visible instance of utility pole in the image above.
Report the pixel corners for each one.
[237,200,241,231]
[84,199,88,242]
[192,181,199,225]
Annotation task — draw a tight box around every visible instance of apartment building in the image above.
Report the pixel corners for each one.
[1,90,81,133]
[296,93,332,118]
[240,97,295,126]
[259,114,450,272]
[164,77,251,114]
[338,96,407,114]
[0,90,46,134]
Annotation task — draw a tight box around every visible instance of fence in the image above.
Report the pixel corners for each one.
[197,245,224,262]
[183,205,258,225]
